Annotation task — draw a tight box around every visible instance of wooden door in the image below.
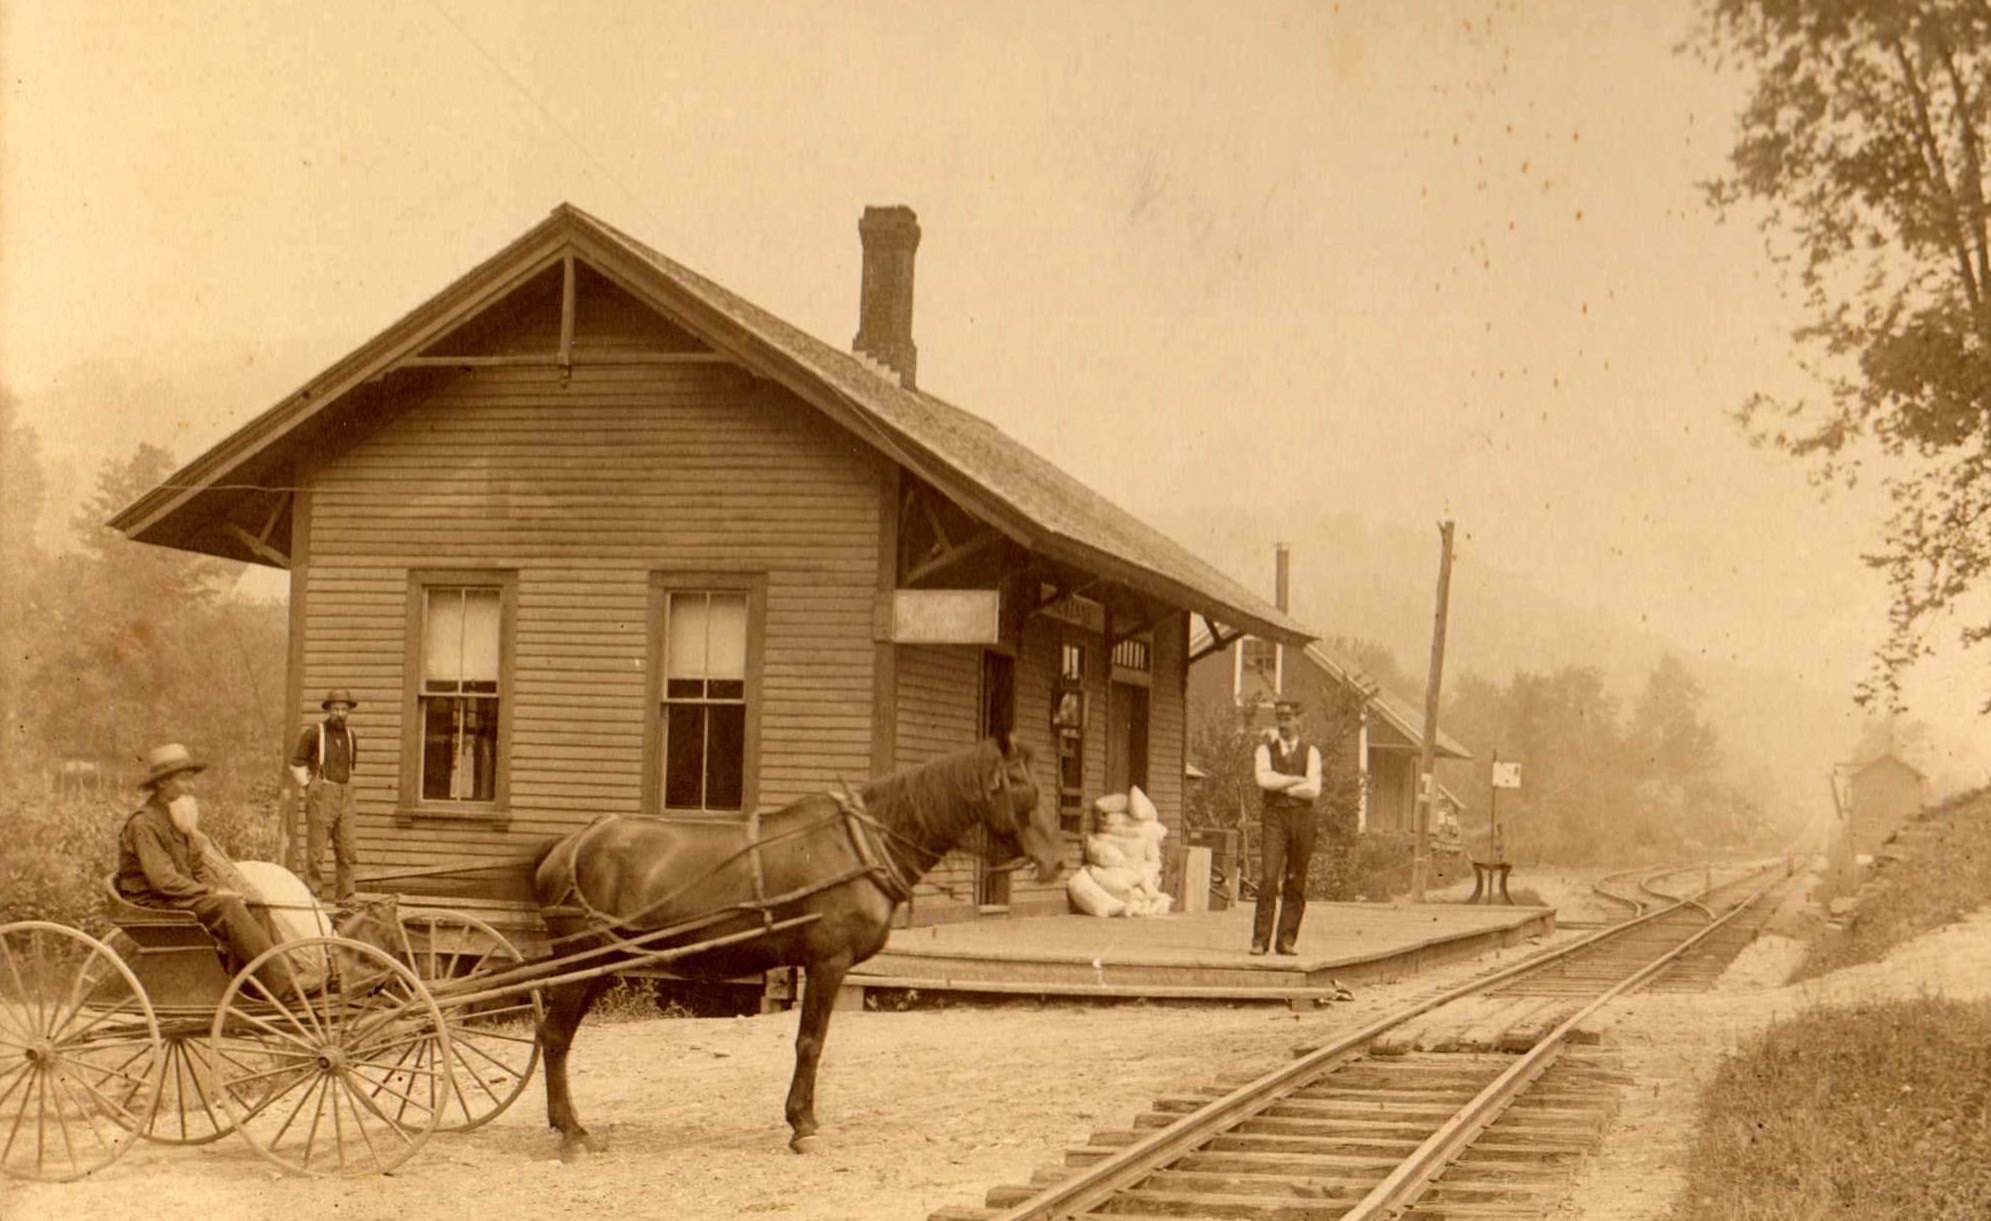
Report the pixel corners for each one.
[1107,681,1149,797]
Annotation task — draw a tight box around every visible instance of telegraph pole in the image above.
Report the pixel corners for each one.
[1411,520,1455,904]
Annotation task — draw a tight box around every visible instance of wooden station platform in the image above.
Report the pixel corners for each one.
[843,901,1556,1007]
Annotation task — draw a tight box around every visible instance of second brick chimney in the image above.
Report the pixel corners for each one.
[1275,543,1292,614]
[853,205,921,389]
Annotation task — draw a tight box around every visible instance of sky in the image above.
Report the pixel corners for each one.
[2,1,1982,775]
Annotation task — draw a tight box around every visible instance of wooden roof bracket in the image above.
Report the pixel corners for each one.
[221,487,295,567]
[1107,591,1168,646]
[903,527,1003,587]
[1187,614,1245,663]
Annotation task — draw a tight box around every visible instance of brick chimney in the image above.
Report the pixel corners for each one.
[1275,543,1291,613]
[853,205,920,389]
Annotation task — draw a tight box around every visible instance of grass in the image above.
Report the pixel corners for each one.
[1793,788,1991,983]
[1668,997,1991,1220]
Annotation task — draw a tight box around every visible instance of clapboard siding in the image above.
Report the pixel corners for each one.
[301,354,881,880]
[1145,613,1188,836]
[894,645,982,912]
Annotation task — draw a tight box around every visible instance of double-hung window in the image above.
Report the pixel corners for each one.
[401,571,514,816]
[649,577,763,815]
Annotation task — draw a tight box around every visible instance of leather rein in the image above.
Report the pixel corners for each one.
[544,753,1026,942]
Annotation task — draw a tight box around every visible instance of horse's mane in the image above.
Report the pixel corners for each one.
[858,738,1006,850]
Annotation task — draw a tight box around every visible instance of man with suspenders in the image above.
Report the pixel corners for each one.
[290,689,360,903]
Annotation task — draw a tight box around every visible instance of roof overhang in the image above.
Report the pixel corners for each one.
[111,205,1314,647]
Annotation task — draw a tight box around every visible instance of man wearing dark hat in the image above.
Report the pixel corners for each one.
[1250,698,1323,956]
[290,689,360,902]
[116,744,280,984]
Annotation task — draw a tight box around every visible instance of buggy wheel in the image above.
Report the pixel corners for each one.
[210,936,453,1177]
[0,922,162,1181]
[139,1028,273,1146]
[396,911,541,1131]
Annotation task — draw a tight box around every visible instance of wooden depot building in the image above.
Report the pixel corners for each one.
[111,203,1314,928]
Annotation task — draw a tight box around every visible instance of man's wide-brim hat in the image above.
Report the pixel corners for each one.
[139,743,206,790]
[1273,699,1303,713]
[321,689,357,710]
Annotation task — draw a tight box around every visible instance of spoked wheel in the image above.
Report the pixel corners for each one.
[395,911,541,1131]
[0,922,162,1181]
[139,1026,275,1146]
[210,936,453,1177]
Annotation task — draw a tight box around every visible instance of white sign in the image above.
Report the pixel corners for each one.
[1492,762,1523,789]
[887,590,1001,644]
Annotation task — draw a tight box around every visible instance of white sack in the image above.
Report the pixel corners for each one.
[1129,786,1158,823]
[1067,867,1127,918]
[236,861,335,944]
[1085,834,1132,870]
[1089,865,1143,901]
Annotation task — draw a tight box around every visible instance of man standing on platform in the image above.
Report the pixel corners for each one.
[1250,698,1322,956]
[291,689,360,903]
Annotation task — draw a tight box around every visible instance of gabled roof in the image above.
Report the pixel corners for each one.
[111,204,1311,646]
[1846,751,1928,782]
[1301,641,1472,761]
[1186,622,1472,760]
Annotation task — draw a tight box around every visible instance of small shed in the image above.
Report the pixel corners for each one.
[110,203,1314,929]
[1840,751,1929,859]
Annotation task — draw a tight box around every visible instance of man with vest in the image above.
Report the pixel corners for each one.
[290,689,360,903]
[1251,698,1323,955]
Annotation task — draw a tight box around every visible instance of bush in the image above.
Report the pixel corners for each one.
[0,778,284,929]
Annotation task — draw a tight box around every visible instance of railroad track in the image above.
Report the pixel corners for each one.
[932,859,1791,1221]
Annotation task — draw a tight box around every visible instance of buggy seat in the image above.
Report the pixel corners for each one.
[102,877,209,947]
[101,877,235,1008]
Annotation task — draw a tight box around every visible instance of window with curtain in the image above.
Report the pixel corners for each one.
[661,590,749,812]
[420,586,502,803]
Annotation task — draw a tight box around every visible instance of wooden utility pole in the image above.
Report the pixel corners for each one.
[1411,520,1456,904]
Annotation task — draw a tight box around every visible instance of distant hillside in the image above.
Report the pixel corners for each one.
[1142,502,1857,824]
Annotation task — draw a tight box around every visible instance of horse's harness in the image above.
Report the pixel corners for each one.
[541,753,1027,948]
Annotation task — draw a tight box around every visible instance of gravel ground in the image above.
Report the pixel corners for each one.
[13,867,1969,1221]
[1553,904,1991,1219]
[1,935,1553,1221]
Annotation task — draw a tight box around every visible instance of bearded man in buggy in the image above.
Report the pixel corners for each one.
[114,743,283,989]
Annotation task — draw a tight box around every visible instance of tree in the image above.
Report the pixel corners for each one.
[1629,653,1721,787]
[1185,677,1370,899]
[1699,1,1991,707]
[0,394,47,788]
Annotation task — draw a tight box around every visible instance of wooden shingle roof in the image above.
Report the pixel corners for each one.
[112,204,1311,646]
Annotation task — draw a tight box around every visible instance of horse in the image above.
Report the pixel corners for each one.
[528,733,1059,1159]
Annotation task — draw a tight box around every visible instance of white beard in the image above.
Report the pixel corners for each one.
[167,795,201,837]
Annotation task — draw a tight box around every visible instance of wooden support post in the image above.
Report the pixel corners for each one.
[1411,520,1455,904]
[557,252,576,383]
[871,465,899,780]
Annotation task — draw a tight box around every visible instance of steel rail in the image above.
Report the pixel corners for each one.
[1338,865,1782,1219]
[976,865,1764,1221]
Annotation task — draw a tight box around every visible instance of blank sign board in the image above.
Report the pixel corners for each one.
[889,589,1001,644]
